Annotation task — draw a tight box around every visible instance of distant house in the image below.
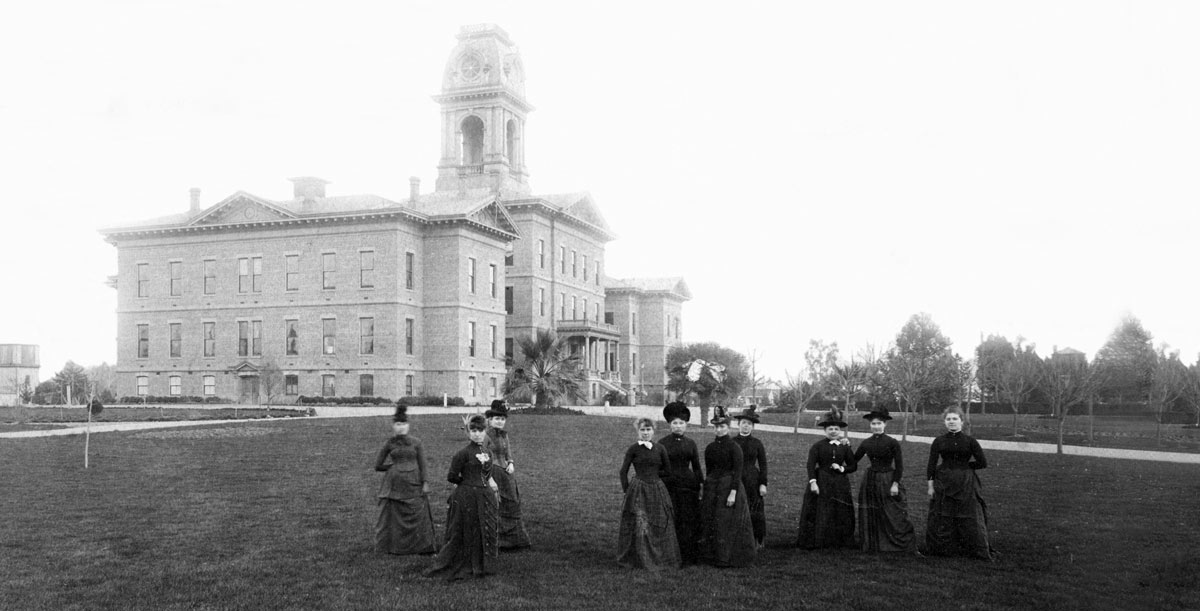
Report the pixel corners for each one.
[0,344,39,406]
[737,380,783,407]
[1052,346,1087,364]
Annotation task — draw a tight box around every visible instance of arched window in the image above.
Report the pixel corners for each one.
[461,116,485,166]
[505,119,517,164]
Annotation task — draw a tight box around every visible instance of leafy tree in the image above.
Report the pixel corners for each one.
[1037,351,1101,454]
[975,334,1015,413]
[1149,348,1190,444]
[665,342,749,423]
[52,361,89,405]
[503,330,584,407]
[996,341,1044,437]
[1093,314,1155,404]
[883,313,961,440]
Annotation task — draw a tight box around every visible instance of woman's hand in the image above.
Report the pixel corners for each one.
[759,484,767,497]
[889,482,899,497]
[726,490,736,507]
[809,479,819,494]
[831,463,845,473]
[506,463,515,475]
[488,478,499,493]
[927,480,934,497]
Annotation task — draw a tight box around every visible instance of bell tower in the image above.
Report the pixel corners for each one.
[434,24,533,198]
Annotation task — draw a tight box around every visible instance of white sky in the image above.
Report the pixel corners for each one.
[2,1,1198,381]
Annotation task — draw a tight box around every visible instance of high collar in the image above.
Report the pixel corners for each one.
[671,432,685,439]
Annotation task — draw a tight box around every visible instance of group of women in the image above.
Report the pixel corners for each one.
[372,399,994,582]
[372,400,529,581]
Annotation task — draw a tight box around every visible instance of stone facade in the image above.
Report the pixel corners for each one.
[101,24,685,406]
[0,344,39,406]
[605,278,691,405]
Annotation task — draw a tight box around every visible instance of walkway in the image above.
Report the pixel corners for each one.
[4,404,1198,465]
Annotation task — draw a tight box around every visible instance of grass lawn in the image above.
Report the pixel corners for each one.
[0,405,310,424]
[2,414,1197,611]
[758,410,1200,454]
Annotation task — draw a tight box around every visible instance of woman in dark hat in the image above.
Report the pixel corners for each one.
[425,414,500,581]
[852,407,916,553]
[658,401,703,563]
[732,405,768,549]
[797,407,858,549]
[617,417,681,570]
[483,399,531,550]
[699,406,757,567]
[374,404,438,555]
[924,406,995,560]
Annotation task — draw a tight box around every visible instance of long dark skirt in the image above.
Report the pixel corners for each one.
[616,478,681,570]
[743,482,766,546]
[699,474,757,567]
[856,468,915,553]
[491,468,531,549]
[376,496,438,555]
[666,485,702,563]
[424,486,498,581]
[797,471,856,549]
[925,467,992,559]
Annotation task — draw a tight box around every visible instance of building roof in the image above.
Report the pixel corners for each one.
[503,191,616,241]
[605,277,692,301]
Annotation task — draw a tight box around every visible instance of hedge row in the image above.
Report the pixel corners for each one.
[117,396,232,405]
[396,396,467,407]
[296,395,392,406]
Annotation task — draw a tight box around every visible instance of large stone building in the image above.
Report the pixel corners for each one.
[0,344,39,406]
[100,24,686,405]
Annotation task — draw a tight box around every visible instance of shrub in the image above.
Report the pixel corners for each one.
[396,395,466,407]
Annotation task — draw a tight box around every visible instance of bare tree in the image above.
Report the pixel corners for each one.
[995,341,1043,437]
[746,348,768,406]
[786,339,838,433]
[1184,358,1200,427]
[260,359,285,414]
[956,355,978,432]
[827,360,866,414]
[856,342,891,412]
[1038,352,1101,455]
[1149,347,1189,444]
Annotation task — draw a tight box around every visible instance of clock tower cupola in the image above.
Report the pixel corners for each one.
[434,24,533,197]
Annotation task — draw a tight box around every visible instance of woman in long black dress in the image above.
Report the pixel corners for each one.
[797,408,857,549]
[853,407,916,553]
[484,400,531,550]
[425,414,499,581]
[658,401,703,564]
[924,406,994,560]
[374,405,438,555]
[617,417,681,570]
[732,405,768,549]
[699,406,757,567]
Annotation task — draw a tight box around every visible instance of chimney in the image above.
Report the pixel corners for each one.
[288,177,330,213]
[409,177,421,203]
[189,188,201,213]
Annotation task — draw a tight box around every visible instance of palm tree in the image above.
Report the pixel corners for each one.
[502,329,585,407]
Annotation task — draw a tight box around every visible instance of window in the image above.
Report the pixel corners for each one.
[203,260,216,295]
[203,375,216,397]
[405,374,414,396]
[169,323,181,358]
[490,377,497,397]
[632,313,638,335]
[322,253,336,290]
[538,288,545,316]
[251,321,262,356]
[571,296,577,319]
[583,255,589,281]
[405,252,415,289]
[560,292,566,319]
[468,258,476,294]
[360,251,375,288]
[360,317,374,354]
[675,317,680,339]
[136,375,149,396]
[238,321,249,356]
[538,240,545,268]
[571,250,577,277]
[203,322,216,357]
[359,374,374,396]
[169,261,182,296]
[595,260,600,285]
[322,318,336,355]
[285,255,299,291]
[582,298,588,321]
[137,324,149,358]
[468,376,476,398]
[405,318,414,355]
[505,286,514,315]
[489,264,497,298]
[633,352,638,372]
[169,375,182,396]
[285,374,298,396]
[490,325,497,358]
[239,257,262,293]
[137,263,149,298]
[505,338,514,364]
[594,303,600,322]
[560,246,566,273]
[468,322,476,357]
[322,374,335,397]
[285,320,299,356]
[504,245,513,266]
[605,312,614,324]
